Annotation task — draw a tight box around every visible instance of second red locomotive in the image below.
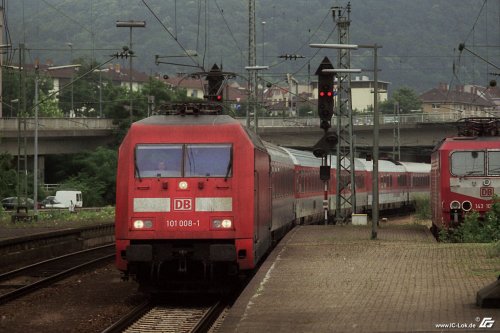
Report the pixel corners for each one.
[431,118,500,231]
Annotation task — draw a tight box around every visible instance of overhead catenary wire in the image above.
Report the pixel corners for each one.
[141,0,204,71]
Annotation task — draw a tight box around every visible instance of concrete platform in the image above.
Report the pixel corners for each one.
[218,224,500,332]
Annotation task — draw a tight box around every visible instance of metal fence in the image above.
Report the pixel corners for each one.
[0,111,494,131]
[236,111,491,127]
[0,118,115,131]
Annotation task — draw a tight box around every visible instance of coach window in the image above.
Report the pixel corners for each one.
[488,151,500,176]
[135,144,183,178]
[450,151,485,176]
[185,144,232,177]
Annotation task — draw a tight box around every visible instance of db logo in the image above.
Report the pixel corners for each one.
[173,198,193,211]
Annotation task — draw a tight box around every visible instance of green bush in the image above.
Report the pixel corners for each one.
[414,195,431,220]
[440,196,500,243]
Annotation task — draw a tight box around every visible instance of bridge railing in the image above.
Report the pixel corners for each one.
[236,110,486,127]
[0,117,115,131]
[0,111,488,131]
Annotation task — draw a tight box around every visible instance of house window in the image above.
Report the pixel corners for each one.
[432,104,440,109]
[190,90,198,97]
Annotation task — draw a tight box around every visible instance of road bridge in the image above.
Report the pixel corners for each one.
[0,113,461,167]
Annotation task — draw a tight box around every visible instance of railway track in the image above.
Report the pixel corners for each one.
[102,300,228,333]
[0,244,115,305]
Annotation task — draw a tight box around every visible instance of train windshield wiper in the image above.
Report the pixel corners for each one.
[224,149,233,182]
[134,155,142,181]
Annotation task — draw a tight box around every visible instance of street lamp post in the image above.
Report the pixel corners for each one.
[261,21,266,64]
[67,43,75,115]
[33,64,81,217]
[33,68,39,217]
[2,99,19,117]
[91,68,107,118]
[116,20,146,124]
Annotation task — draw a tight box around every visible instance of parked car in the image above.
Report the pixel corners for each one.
[1,197,35,210]
[40,196,65,209]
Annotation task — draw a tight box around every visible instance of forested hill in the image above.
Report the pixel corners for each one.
[4,0,499,93]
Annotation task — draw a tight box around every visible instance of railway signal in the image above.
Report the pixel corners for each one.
[206,64,224,102]
[312,131,338,159]
[315,57,335,131]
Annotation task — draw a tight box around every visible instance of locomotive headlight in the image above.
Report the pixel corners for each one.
[178,181,189,190]
[462,201,472,211]
[211,218,233,229]
[450,201,461,210]
[133,219,153,229]
[221,219,232,228]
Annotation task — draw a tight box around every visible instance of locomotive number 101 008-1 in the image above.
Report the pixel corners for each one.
[165,219,200,228]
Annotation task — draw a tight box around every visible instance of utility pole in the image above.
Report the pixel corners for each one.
[116,20,146,124]
[34,65,39,218]
[372,44,380,240]
[0,5,3,118]
[247,0,258,132]
[332,3,356,222]
[287,73,293,116]
[67,42,74,115]
[392,102,400,160]
[14,43,29,221]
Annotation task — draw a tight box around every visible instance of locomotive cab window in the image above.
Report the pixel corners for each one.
[134,143,232,178]
[185,144,232,177]
[135,144,183,178]
[450,151,485,176]
[488,151,500,176]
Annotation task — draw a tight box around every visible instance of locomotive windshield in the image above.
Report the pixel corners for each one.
[450,151,485,176]
[488,151,500,175]
[135,143,232,178]
[451,150,500,176]
[185,144,232,177]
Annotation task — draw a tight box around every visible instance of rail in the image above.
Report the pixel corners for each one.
[0,244,115,305]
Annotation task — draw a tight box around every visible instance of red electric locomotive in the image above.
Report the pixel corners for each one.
[431,118,500,231]
[115,111,297,290]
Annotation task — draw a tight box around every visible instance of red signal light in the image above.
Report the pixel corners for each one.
[319,91,325,97]
[327,91,333,97]
[217,95,222,101]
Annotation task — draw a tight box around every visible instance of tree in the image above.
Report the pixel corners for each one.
[56,147,118,206]
[392,87,422,113]
[2,70,54,117]
[0,153,17,199]
[379,87,423,114]
[38,90,64,117]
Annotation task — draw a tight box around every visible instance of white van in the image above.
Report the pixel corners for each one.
[46,190,83,209]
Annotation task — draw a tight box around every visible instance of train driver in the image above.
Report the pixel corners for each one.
[156,160,168,177]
